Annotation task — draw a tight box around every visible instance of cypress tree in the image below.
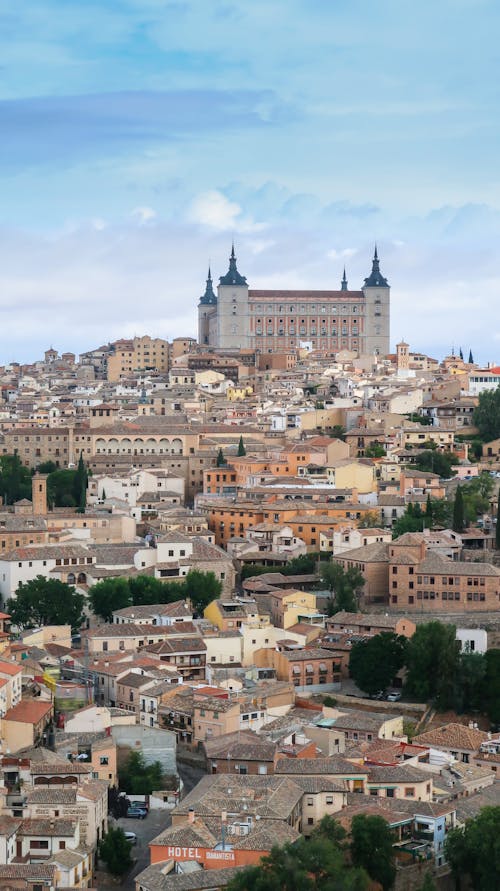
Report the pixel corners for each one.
[216,448,226,467]
[237,435,246,457]
[468,349,474,364]
[453,485,465,533]
[425,493,433,528]
[459,347,464,360]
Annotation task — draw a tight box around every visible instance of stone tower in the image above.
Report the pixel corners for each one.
[396,339,410,373]
[362,246,390,357]
[216,246,250,350]
[32,474,48,516]
[198,267,217,347]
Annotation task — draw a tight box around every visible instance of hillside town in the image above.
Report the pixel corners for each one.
[0,251,500,890]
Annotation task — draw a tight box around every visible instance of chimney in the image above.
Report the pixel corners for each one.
[188,808,195,824]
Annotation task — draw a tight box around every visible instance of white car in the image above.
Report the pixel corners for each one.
[123,831,137,845]
[386,691,401,702]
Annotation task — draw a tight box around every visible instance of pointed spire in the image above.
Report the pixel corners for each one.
[341,267,348,291]
[219,243,247,286]
[199,265,217,305]
[363,245,389,288]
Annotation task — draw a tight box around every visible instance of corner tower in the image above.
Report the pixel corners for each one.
[216,245,250,349]
[362,246,390,357]
[198,267,217,347]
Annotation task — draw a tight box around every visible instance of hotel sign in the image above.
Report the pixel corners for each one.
[164,846,236,865]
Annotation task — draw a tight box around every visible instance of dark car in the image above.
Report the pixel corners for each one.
[126,806,147,819]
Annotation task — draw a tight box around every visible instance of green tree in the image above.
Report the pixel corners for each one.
[118,750,163,795]
[237,435,246,456]
[320,563,364,614]
[425,493,433,527]
[74,451,88,511]
[330,425,346,441]
[461,473,494,524]
[414,449,457,478]
[226,818,369,891]
[474,386,500,442]
[364,442,386,458]
[0,454,32,504]
[452,485,465,532]
[456,652,486,713]
[128,575,173,606]
[216,447,226,466]
[98,826,133,876]
[482,649,500,726]
[445,806,500,891]
[350,814,396,890]
[283,553,318,575]
[496,506,500,550]
[185,568,222,613]
[7,576,84,631]
[349,633,408,697]
[36,460,58,474]
[357,511,381,528]
[405,622,461,707]
[428,497,453,528]
[392,504,425,538]
[88,578,131,622]
[47,469,79,508]
[468,349,474,364]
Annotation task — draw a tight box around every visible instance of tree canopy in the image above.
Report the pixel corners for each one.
[349,632,408,697]
[474,386,500,442]
[227,816,370,891]
[88,569,222,622]
[6,576,84,631]
[98,826,133,876]
[405,622,461,707]
[452,485,465,532]
[445,806,500,891]
[320,563,364,615]
[413,449,458,478]
[88,578,132,622]
[118,749,163,795]
[350,814,396,890]
[0,454,32,504]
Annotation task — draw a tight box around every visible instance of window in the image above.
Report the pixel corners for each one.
[405,787,415,798]
[100,756,109,765]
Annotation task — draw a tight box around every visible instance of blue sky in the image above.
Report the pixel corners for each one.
[1,0,499,362]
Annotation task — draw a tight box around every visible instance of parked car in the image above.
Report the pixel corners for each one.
[126,807,147,819]
[123,831,137,844]
[129,800,149,812]
[386,691,402,702]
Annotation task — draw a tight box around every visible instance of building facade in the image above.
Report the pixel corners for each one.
[198,247,390,357]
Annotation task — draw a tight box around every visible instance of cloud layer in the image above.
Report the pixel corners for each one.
[0,0,499,363]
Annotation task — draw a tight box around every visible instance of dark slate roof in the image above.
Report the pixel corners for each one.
[219,246,247,286]
[363,247,389,288]
[199,267,217,306]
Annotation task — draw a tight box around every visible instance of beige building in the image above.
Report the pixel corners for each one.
[325,459,376,494]
[107,335,170,381]
[198,247,391,357]
[193,696,241,743]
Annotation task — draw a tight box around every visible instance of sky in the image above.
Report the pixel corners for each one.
[1,0,499,364]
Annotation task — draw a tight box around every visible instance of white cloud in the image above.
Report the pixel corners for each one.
[131,206,157,225]
[326,247,358,260]
[91,217,108,231]
[187,190,242,231]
